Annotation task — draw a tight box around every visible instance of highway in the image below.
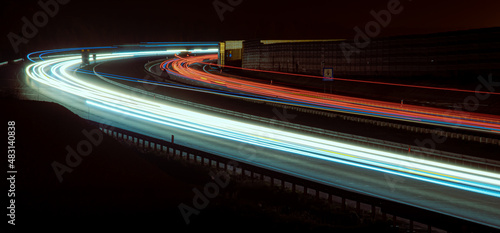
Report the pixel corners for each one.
[161,54,500,135]
[24,47,500,229]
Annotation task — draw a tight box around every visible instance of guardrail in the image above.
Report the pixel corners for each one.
[92,121,499,233]
[140,60,500,173]
[20,58,498,232]
[33,60,498,174]
[149,59,500,146]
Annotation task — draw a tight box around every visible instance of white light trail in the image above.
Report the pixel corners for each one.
[25,50,500,199]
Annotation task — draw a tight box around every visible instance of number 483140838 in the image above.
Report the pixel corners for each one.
[7,121,16,169]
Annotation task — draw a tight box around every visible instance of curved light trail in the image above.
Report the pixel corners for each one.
[160,54,500,134]
[24,47,500,228]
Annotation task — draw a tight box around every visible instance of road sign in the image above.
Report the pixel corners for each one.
[323,67,334,81]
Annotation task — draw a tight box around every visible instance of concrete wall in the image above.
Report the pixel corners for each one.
[242,27,500,79]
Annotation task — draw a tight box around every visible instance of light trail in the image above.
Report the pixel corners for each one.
[27,46,117,62]
[161,54,500,134]
[193,56,500,96]
[25,47,500,202]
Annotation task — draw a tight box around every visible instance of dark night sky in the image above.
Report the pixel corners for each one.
[1,0,499,60]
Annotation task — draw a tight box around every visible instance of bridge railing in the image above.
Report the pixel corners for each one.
[92,120,495,233]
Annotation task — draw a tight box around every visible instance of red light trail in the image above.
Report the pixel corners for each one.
[161,54,500,134]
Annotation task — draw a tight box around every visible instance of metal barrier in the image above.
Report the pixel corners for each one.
[93,121,499,233]
[140,62,500,172]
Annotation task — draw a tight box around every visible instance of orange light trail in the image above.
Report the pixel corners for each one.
[161,55,500,134]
